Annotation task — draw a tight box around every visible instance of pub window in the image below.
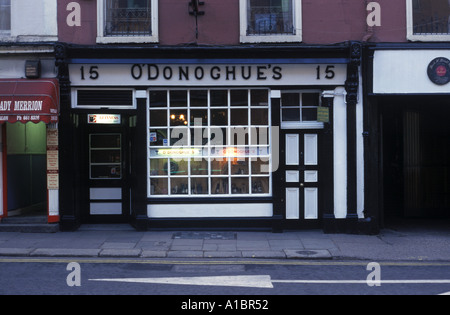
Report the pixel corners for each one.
[72,89,136,109]
[408,0,450,41]
[97,0,158,43]
[240,0,302,43]
[280,91,323,129]
[0,0,11,35]
[148,89,272,198]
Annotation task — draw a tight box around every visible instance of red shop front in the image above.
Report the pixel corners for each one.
[0,79,60,224]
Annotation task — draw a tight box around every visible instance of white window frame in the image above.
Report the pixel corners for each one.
[71,88,137,109]
[239,0,302,43]
[97,0,159,44]
[147,88,273,199]
[407,0,450,42]
[280,90,324,130]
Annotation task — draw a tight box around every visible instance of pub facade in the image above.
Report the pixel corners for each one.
[55,0,368,232]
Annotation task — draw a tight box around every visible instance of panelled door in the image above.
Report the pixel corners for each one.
[81,117,130,223]
[283,131,321,222]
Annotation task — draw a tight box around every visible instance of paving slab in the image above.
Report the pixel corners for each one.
[284,249,332,260]
[0,248,34,256]
[99,249,142,257]
[30,248,101,257]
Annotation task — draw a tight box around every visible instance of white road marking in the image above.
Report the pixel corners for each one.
[90,275,274,288]
[90,275,450,288]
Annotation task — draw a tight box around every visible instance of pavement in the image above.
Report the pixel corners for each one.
[0,221,449,261]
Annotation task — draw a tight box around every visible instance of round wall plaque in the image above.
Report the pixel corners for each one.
[427,57,450,85]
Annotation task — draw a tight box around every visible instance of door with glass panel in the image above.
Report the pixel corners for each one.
[280,91,324,222]
[83,123,130,222]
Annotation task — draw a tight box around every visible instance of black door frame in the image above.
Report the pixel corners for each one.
[79,113,131,224]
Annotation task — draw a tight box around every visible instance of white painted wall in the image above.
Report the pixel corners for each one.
[9,0,57,41]
[373,50,450,94]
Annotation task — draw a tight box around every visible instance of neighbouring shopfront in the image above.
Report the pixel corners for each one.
[366,46,450,224]
[0,78,60,223]
[57,44,366,232]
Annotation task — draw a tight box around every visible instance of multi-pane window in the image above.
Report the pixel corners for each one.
[148,89,272,198]
[104,0,152,36]
[240,0,301,42]
[412,0,450,34]
[98,0,158,43]
[247,0,294,36]
[281,91,323,128]
[0,0,11,35]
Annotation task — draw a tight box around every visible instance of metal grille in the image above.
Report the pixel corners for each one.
[105,0,152,37]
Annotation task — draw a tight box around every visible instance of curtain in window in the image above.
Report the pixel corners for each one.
[0,0,11,32]
[247,0,293,35]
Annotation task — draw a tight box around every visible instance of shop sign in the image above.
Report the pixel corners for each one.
[427,57,450,86]
[88,114,121,125]
[69,63,347,87]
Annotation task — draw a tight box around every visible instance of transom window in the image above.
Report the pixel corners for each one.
[240,0,302,43]
[0,0,11,35]
[408,0,450,41]
[281,91,323,129]
[97,0,158,43]
[148,89,272,198]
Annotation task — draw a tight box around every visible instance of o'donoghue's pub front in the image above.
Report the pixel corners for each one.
[56,43,367,233]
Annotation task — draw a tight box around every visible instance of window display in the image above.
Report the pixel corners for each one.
[148,89,271,197]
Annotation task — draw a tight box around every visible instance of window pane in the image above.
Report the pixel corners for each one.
[190,109,208,126]
[302,108,318,121]
[210,90,228,107]
[413,0,450,34]
[231,159,249,175]
[150,158,168,175]
[171,177,189,195]
[251,158,270,174]
[191,178,208,195]
[247,0,294,35]
[212,177,229,194]
[105,0,152,37]
[251,177,270,194]
[170,159,188,176]
[211,109,228,126]
[281,93,299,106]
[149,129,168,147]
[231,177,249,194]
[211,160,228,175]
[190,90,208,107]
[151,178,168,195]
[251,90,269,106]
[150,91,167,108]
[0,0,11,32]
[231,109,248,125]
[302,93,320,107]
[170,109,188,126]
[282,108,300,122]
[230,90,248,106]
[170,90,188,107]
[149,110,167,126]
[251,108,269,125]
[191,159,209,175]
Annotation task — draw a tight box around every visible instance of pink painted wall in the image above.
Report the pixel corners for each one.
[58,0,97,45]
[57,0,407,46]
